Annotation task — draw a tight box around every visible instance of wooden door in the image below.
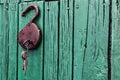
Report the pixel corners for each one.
[0,0,118,80]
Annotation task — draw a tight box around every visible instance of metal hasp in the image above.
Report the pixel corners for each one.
[18,4,41,50]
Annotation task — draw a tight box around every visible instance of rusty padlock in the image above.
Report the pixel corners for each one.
[18,4,41,50]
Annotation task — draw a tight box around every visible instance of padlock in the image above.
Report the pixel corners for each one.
[18,4,42,50]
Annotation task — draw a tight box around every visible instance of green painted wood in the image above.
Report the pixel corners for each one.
[111,0,120,80]
[0,0,19,3]
[44,2,58,80]
[0,0,45,4]
[81,0,109,80]
[0,3,18,80]
[0,0,59,3]
[0,1,113,80]
[73,0,88,80]
[58,0,73,80]
[20,0,43,3]
[8,3,18,80]
[0,4,9,80]
[0,4,3,80]
[18,1,43,80]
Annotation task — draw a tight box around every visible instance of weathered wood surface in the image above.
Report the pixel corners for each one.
[8,4,18,80]
[0,0,113,80]
[74,0,109,80]
[0,0,53,4]
[18,1,43,80]
[112,0,120,80]
[73,0,88,80]
[0,0,43,3]
[0,3,18,80]
[44,2,58,80]
[58,0,73,80]
[0,4,9,80]
[81,0,109,80]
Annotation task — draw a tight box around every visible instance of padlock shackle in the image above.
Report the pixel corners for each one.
[21,4,39,23]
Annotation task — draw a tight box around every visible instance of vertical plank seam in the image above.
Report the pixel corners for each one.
[81,0,90,79]
[0,4,3,80]
[42,1,45,80]
[108,0,112,80]
[72,0,74,80]
[16,4,19,80]
[116,0,118,9]
[57,1,60,80]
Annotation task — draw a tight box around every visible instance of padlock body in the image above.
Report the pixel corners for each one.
[18,23,41,50]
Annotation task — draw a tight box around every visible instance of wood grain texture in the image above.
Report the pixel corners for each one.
[0,3,18,80]
[0,4,3,80]
[58,0,73,80]
[0,0,113,80]
[0,0,19,3]
[18,1,43,80]
[0,0,45,4]
[20,0,38,2]
[44,2,58,80]
[0,0,41,3]
[111,0,120,80]
[0,4,9,80]
[8,3,18,80]
[73,0,88,80]
[81,0,109,80]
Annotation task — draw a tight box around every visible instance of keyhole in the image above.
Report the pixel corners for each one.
[23,40,34,49]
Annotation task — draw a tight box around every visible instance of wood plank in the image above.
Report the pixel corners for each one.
[0,0,44,4]
[81,0,109,80]
[0,0,19,3]
[73,0,88,80]
[20,0,43,2]
[0,4,2,80]
[58,0,73,80]
[20,0,34,2]
[8,3,18,80]
[44,2,58,80]
[0,3,9,80]
[18,1,43,80]
[111,0,120,80]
